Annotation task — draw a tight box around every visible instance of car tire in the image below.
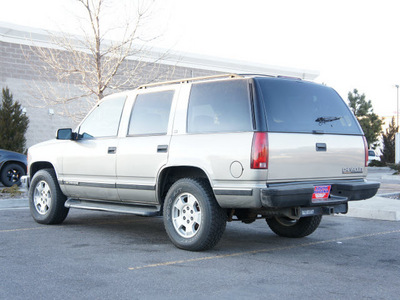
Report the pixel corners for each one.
[29,168,69,225]
[0,163,26,187]
[163,178,227,251]
[266,215,322,238]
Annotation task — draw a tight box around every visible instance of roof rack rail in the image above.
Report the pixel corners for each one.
[138,73,242,89]
[237,73,275,78]
[276,75,302,80]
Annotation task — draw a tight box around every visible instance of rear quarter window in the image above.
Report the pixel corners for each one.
[128,90,174,135]
[254,78,363,135]
[187,79,252,133]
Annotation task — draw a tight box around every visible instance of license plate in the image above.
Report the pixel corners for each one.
[312,185,331,203]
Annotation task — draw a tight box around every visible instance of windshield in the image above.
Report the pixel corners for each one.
[254,78,363,135]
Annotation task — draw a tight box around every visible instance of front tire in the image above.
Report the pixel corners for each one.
[29,169,69,224]
[266,215,322,238]
[163,178,227,251]
[1,163,25,187]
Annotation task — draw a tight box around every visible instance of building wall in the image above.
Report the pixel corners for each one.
[0,40,219,148]
[0,41,74,147]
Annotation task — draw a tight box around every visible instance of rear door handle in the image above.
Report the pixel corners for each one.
[316,143,327,152]
[108,147,117,154]
[157,145,168,153]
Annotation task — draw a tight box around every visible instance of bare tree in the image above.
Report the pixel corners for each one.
[26,0,176,119]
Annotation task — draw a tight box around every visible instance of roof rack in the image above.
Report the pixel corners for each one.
[237,73,275,78]
[138,73,243,89]
[276,75,302,80]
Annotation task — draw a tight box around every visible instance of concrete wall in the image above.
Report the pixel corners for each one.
[0,40,219,149]
[0,41,76,147]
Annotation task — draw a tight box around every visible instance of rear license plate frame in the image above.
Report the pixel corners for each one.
[312,185,331,203]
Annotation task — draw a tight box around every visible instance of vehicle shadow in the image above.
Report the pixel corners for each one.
[58,210,323,254]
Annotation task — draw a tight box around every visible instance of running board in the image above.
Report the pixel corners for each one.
[65,199,161,217]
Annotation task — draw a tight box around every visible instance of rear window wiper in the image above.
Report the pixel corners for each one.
[315,116,341,125]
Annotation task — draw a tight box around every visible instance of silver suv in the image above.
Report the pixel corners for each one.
[25,74,380,251]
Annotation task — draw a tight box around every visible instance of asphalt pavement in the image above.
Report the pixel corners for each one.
[1,168,399,299]
[1,207,400,299]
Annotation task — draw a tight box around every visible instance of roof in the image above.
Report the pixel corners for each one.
[0,22,319,80]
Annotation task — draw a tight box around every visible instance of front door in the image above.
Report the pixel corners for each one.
[59,95,126,201]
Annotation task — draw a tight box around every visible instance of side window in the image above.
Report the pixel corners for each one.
[128,90,174,135]
[79,96,126,138]
[187,80,252,133]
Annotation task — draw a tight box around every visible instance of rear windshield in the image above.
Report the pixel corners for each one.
[254,78,362,135]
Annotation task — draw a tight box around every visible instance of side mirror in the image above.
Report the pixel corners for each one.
[56,128,73,140]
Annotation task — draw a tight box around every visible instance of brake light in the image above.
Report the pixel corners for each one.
[251,132,268,169]
[362,136,368,167]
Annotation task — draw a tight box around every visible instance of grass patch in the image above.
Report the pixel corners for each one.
[389,164,400,175]
[1,185,22,197]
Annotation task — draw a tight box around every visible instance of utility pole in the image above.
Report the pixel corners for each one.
[396,84,399,128]
[396,85,400,164]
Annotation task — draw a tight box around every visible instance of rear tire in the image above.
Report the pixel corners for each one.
[266,215,322,238]
[163,178,226,251]
[29,168,69,224]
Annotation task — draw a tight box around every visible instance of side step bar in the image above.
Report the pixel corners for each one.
[65,199,161,217]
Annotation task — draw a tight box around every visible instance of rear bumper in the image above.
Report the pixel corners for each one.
[261,180,380,208]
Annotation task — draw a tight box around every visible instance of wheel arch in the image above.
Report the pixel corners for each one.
[0,160,27,174]
[30,161,56,179]
[157,166,213,205]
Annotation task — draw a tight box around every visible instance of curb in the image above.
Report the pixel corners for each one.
[0,198,28,209]
[341,196,400,221]
[382,175,400,181]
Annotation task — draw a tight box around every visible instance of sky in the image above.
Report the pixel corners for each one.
[1,0,400,117]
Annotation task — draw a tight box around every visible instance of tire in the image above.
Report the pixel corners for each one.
[0,163,26,187]
[163,178,227,251]
[266,215,322,238]
[29,168,69,224]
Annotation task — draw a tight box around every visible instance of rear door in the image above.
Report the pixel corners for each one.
[116,88,177,204]
[254,78,366,183]
[267,133,365,182]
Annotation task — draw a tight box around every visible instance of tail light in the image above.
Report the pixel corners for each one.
[251,132,268,169]
[362,136,368,167]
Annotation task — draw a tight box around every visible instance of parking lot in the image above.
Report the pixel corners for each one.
[1,168,400,299]
[1,206,400,299]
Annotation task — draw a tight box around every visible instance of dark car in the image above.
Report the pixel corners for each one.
[0,149,27,187]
